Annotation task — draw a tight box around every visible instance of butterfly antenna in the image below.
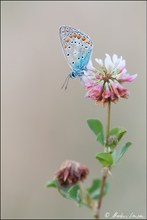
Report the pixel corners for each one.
[61,75,70,90]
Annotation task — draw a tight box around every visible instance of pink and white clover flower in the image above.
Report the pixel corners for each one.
[81,54,137,104]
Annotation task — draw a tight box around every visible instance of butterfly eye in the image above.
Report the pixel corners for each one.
[71,72,75,77]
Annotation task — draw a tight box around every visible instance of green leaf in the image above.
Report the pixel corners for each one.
[96,152,113,166]
[116,142,132,163]
[87,179,101,193]
[46,179,71,199]
[104,182,110,196]
[109,128,127,142]
[111,150,117,165]
[59,186,71,198]
[87,119,102,136]
[46,179,58,188]
[87,119,104,145]
[68,184,79,199]
[87,179,110,200]
[67,184,82,205]
[46,179,82,205]
[97,133,105,146]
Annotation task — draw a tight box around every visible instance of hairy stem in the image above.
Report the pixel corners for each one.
[95,101,111,219]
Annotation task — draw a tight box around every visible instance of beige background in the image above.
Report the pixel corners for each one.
[1,1,146,219]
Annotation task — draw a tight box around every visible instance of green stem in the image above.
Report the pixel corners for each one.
[105,101,111,153]
[79,182,94,209]
[95,101,111,219]
[106,101,111,138]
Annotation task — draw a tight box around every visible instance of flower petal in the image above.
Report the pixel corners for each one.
[117,73,137,82]
[95,58,104,67]
[104,54,114,72]
[87,59,96,71]
[112,54,118,64]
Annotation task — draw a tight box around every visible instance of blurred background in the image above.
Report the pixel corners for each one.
[1,1,146,219]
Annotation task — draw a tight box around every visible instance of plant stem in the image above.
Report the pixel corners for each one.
[105,101,111,153]
[79,182,94,209]
[95,101,111,219]
[106,101,111,139]
[95,170,108,219]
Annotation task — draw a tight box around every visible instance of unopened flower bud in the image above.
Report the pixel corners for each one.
[107,135,118,148]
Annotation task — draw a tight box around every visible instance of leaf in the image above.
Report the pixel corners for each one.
[97,133,105,146]
[111,150,117,165]
[104,182,110,196]
[109,127,127,142]
[87,119,104,145]
[87,179,101,193]
[59,186,71,198]
[46,179,58,188]
[87,179,110,200]
[87,119,102,136]
[96,152,113,166]
[68,185,79,199]
[117,130,127,142]
[67,184,82,205]
[46,179,82,205]
[116,142,132,163]
[46,179,71,198]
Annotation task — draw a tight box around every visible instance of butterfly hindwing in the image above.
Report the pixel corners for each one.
[59,25,93,76]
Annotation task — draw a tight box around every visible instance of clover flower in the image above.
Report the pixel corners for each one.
[81,54,137,104]
[55,160,89,187]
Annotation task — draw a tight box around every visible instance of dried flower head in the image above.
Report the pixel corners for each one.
[81,54,137,104]
[55,160,89,187]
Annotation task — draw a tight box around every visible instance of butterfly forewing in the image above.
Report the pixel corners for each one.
[59,26,93,73]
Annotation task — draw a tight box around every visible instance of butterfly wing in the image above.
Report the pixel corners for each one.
[59,25,93,75]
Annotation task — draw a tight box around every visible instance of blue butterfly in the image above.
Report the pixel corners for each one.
[59,25,93,89]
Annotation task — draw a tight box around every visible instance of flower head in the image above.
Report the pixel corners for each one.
[55,160,89,187]
[81,54,137,104]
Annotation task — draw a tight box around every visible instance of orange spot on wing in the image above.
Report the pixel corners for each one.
[65,39,69,42]
[82,37,86,41]
[86,41,90,44]
[69,35,73,38]
[73,34,77,38]
[64,45,67,48]
[77,35,81,39]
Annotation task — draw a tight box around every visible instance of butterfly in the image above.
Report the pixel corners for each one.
[59,25,93,89]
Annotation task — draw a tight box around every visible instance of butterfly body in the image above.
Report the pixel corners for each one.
[59,25,93,81]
